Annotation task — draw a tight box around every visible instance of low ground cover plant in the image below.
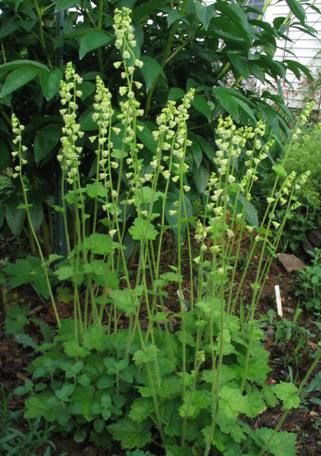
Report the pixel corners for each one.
[295,248,321,316]
[0,386,55,456]
[266,308,319,382]
[2,7,321,456]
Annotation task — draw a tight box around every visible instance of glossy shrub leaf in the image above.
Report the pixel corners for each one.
[195,2,215,31]
[213,87,239,118]
[284,59,313,80]
[29,199,44,231]
[193,163,209,194]
[190,133,214,161]
[213,87,256,123]
[5,197,25,236]
[165,192,193,238]
[133,0,160,23]
[0,139,10,171]
[237,194,259,227]
[136,121,157,152]
[13,0,24,11]
[216,0,249,27]
[79,31,113,60]
[34,123,61,165]
[55,0,80,12]
[165,8,182,26]
[168,87,185,101]
[39,68,62,100]
[0,67,38,98]
[286,0,305,24]
[140,56,162,93]
[0,205,4,229]
[228,52,250,79]
[192,95,212,121]
[0,60,49,75]
[213,1,252,44]
[79,81,95,100]
[80,107,96,131]
[0,18,20,39]
[192,141,203,168]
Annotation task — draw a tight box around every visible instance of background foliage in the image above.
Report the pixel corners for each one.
[0,0,315,244]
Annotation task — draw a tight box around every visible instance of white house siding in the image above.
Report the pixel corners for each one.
[264,1,321,107]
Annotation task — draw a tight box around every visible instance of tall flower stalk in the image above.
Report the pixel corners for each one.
[11,114,61,327]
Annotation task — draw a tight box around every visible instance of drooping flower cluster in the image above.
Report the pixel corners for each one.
[152,100,179,183]
[194,219,209,257]
[215,116,246,170]
[171,89,194,193]
[271,169,311,222]
[11,114,27,179]
[240,123,271,198]
[58,62,84,184]
[113,7,143,74]
[292,101,314,142]
[90,76,114,184]
[119,95,145,200]
[193,116,272,259]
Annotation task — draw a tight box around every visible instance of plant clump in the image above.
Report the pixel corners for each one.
[4,7,321,456]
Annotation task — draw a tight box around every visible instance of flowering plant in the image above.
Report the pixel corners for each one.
[8,7,321,456]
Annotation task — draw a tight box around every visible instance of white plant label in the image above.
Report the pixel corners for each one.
[275,284,283,317]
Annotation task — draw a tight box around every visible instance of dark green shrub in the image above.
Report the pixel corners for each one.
[0,0,314,244]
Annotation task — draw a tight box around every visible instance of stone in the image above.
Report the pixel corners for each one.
[276,253,306,272]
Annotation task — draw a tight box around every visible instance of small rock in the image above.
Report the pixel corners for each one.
[266,327,274,338]
[276,253,306,273]
[283,306,294,314]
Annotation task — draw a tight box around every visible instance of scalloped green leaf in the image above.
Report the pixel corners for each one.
[129,217,158,241]
[108,418,152,449]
